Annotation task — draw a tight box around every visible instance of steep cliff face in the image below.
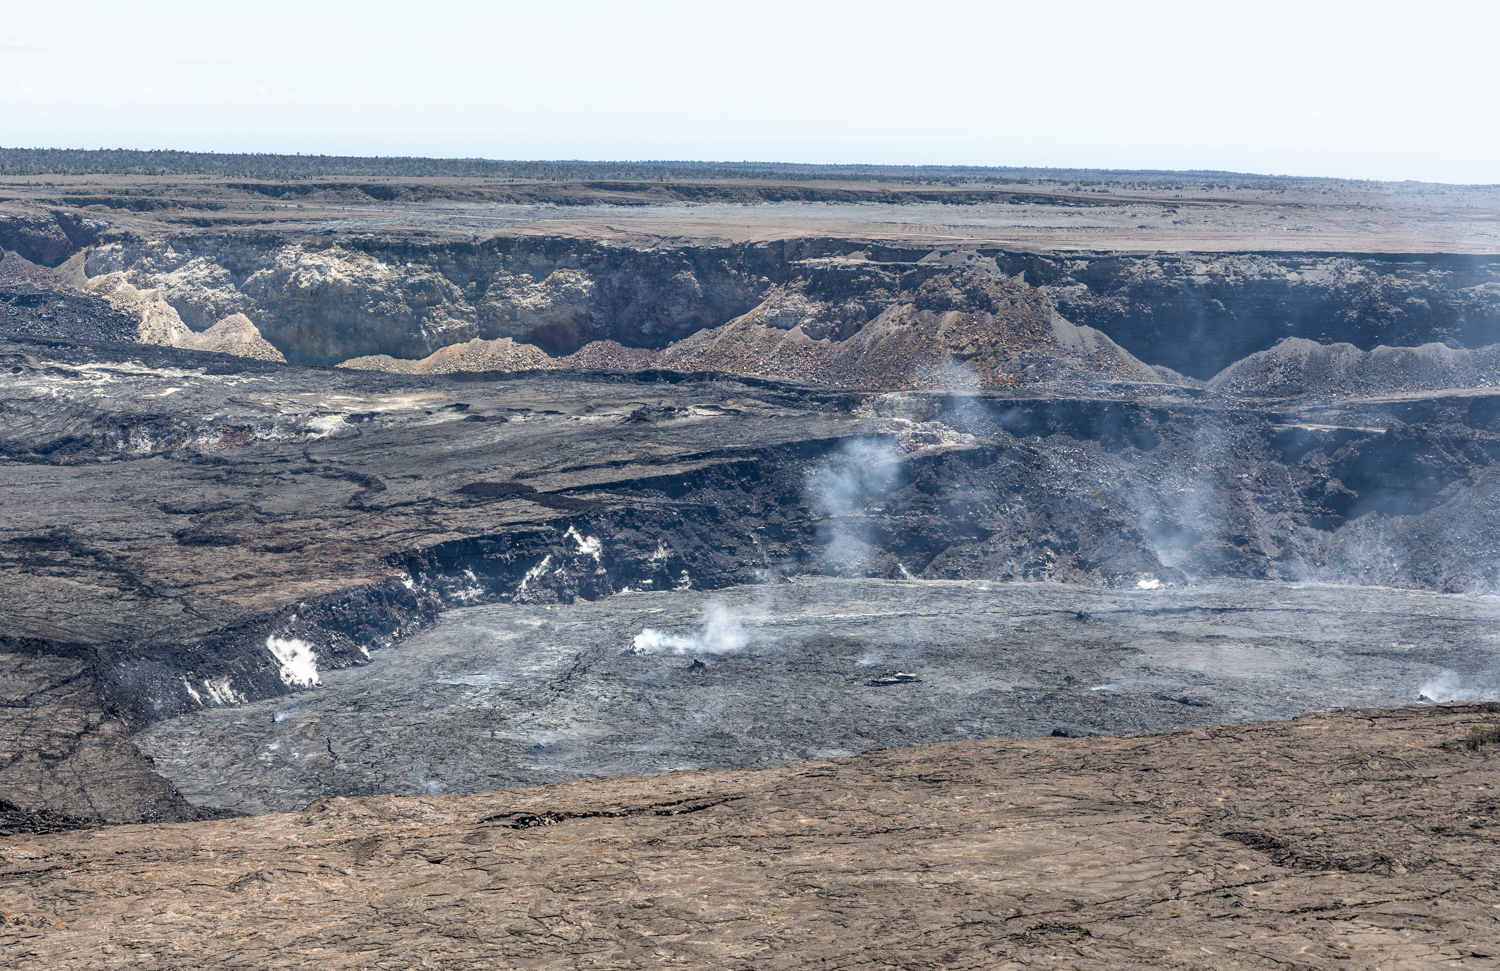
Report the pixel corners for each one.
[68,235,1500,380]
[83,235,785,364]
[78,271,285,362]
[338,273,1178,389]
[0,209,105,267]
[1018,252,1500,378]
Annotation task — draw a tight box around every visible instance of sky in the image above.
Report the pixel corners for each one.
[2,0,1496,183]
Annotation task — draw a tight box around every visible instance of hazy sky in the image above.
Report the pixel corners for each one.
[2,0,1495,182]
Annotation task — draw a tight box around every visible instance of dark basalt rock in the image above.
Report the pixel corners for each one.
[0,799,98,837]
[0,280,140,345]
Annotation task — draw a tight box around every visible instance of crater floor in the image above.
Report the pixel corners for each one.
[138,578,1500,814]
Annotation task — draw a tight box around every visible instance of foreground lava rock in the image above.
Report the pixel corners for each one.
[3,703,1498,969]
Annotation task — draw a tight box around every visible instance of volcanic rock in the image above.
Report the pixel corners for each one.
[340,335,552,374]
[1210,336,1500,398]
[3,704,1499,969]
[0,212,80,267]
[3,167,1500,960]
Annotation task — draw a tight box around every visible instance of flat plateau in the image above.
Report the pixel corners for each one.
[5,703,1500,970]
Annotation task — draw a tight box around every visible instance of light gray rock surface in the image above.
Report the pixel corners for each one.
[137,578,1500,814]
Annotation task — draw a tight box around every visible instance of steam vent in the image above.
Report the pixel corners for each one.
[5,157,1500,968]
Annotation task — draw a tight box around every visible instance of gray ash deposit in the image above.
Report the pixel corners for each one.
[135,578,1500,815]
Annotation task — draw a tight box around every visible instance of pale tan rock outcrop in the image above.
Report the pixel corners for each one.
[83,272,197,347]
[81,273,285,362]
[659,276,1178,389]
[1209,336,1500,398]
[150,256,254,329]
[336,277,1180,388]
[240,244,479,360]
[183,313,286,362]
[479,268,597,350]
[338,335,554,374]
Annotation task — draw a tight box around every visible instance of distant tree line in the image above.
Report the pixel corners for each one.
[0,148,1292,185]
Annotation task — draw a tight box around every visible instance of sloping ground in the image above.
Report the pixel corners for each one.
[0,282,141,346]
[0,251,58,288]
[659,276,1169,389]
[340,336,552,374]
[80,273,286,362]
[178,313,284,362]
[3,704,1499,970]
[0,646,224,826]
[560,339,662,370]
[1211,337,1500,397]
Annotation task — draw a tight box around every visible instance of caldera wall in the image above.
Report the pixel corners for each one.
[57,227,1500,377]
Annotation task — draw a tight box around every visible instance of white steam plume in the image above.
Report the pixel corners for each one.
[1418,670,1497,703]
[938,357,982,395]
[807,437,903,577]
[629,601,749,655]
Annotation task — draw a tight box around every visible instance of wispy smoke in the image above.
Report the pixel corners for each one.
[406,767,444,795]
[628,601,749,655]
[807,437,903,576]
[938,357,982,395]
[1418,670,1497,702]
